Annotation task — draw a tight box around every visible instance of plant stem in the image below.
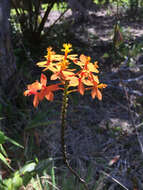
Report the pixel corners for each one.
[61,81,89,190]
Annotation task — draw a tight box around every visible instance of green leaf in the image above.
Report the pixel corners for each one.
[0,153,13,170]
[13,175,23,188]
[0,144,8,157]
[102,53,109,58]
[3,178,13,190]
[20,162,36,174]
[0,131,5,144]
[5,136,24,149]
[51,164,56,188]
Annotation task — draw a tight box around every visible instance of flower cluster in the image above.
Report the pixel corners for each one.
[24,43,107,107]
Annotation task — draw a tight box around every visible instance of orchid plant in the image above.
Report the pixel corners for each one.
[24,43,107,190]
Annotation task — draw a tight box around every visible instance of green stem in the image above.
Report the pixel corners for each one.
[61,81,89,190]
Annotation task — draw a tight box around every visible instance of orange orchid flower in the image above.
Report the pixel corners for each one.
[69,54,101,96]
[51,70,75,81]
[69,67,106,99]
[37,44,77,73]
[49,59,75,81]
[36,47,63,71]
[61,43,78,61]
[74,54,99,73]
[24,74,62,107]
[68,72,86,96]
[90,82,107,100]
[91,82,107,100]
[45,47,55,64]
[91,82,102,100]
[37,47,55,67]
[78,77,85,95]
[24,43,107,106]
[82,71,107,100]
[24,73,47,107]
[45,83,63,101]
[61,43,72,59]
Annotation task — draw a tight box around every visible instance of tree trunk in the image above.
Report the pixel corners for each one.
[0,0,16,87]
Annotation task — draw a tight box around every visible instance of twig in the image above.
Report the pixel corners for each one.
[40,176,60,190]
[101,170,129,190]
[119,71,143,154]
[109,75,143,83]
[106,84,143,96]
[122,83,143,154]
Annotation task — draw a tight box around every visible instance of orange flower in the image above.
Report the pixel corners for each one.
[24,74,47,107]
[37,44,77,73]
[60,43,78,61]
[45,83,62,101]
[78,77,85,95]
[49,59,75,81]
[91,82,107,100]
[58,59,70,70]
[24,81,41,97]
[37,47,54,67]
[71,54,101,96]
[61,43,72,59]
[91,82,102,100]
[51,70,75,81]
[68,72,85,96]
[36,47,63,71]
[74,54,99,73]
[45,47,55,64]
[69,67,107,99]
[97,83,107,89]
[24,74,62,107]
[24,43,107,106]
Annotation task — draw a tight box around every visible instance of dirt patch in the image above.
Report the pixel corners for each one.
[46,8,143,43]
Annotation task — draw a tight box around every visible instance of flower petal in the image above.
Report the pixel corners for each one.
[97,89,102,100]
[38,90,46,101]
[69,76,79,87]
[92,75,99,83]
[97,83,107,89]
[91,87,102,100]
[24,90,30,96]
[87,63,99,73]
[45,91,54,101]
[40,73,47,86]
[33,94,39,107]
[36,61,47,67]
[50,73,59,80]
[83,79,93,86]
[78,79,85,95]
